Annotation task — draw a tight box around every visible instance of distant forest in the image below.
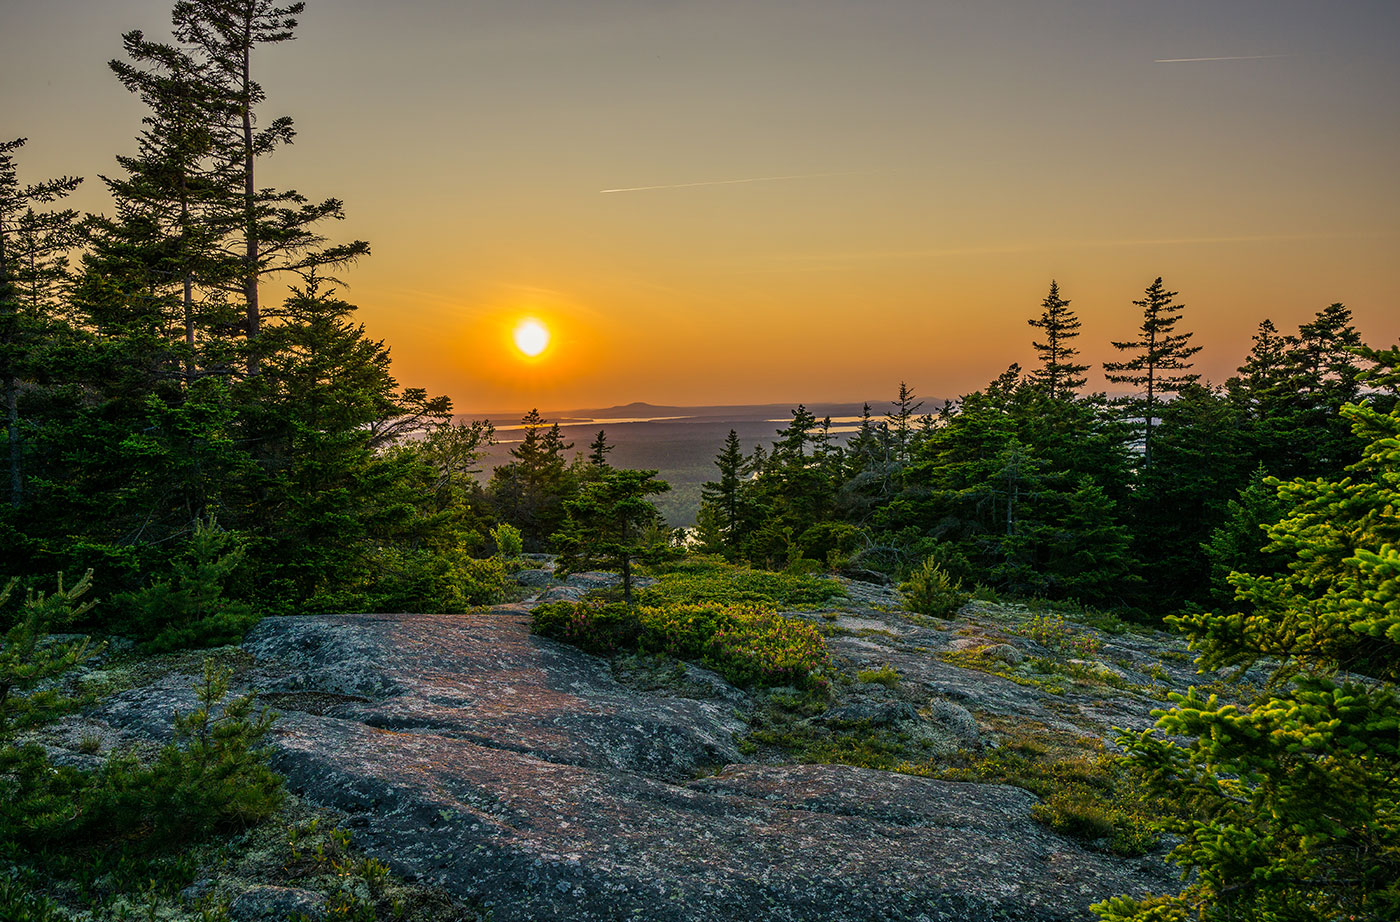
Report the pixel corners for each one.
[691,285,1400,617]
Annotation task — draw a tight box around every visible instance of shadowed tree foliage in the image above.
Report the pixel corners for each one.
[490,409,575,551]
[170,0,368,374]
[1100,403,1400,922]
[0,138,82,509]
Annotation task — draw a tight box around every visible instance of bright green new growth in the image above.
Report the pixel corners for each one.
[531,599,831,691]
[0,570,97,733]
[1098,403,1400,922]
[491,522,524,561]
[899,556,969,618]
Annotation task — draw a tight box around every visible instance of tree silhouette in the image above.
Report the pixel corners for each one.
[1103,277,1200,467]
[1027,280,1088,400]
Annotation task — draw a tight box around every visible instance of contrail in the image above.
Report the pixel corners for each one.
[1155,54,1287,63]
[600,172,853,194]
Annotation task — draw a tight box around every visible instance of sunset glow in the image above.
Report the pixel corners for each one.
[2,1,1396,412]
[513,319,550,358]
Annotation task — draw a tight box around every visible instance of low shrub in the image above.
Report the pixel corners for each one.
[1014,612,1102,658]
[647,604,830,689]
[364,547,509,613]
[532,598,831,690]
[856,665,901,688]
[638,557,845,608]
[490,523,524,561]
[898,556,969,618]
[0,661,282,856]
[531,601,643,655]
[113,520,257,651]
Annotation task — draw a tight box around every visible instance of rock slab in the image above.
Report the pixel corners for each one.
[228,610,1169,922]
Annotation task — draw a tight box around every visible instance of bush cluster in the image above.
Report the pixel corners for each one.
[898,556,970,618]
[531,599,831,690]
[637,557,846,608]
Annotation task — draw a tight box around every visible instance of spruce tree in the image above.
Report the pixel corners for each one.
[1027,279,1088,399]
[490,409,575,550]
[554,469,671,604]
[1103,277,1201,467]
[0,139,82,509]
[699,429,748,555]
[103,29,238,379]
[587,429,614,469]
[886,381,922,464]
[1101,403,1400,921]
[170,0,369,373]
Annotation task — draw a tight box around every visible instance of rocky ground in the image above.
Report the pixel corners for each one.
[26,565,1214,921]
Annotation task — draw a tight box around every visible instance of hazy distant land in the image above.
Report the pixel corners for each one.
[463,401,932,526]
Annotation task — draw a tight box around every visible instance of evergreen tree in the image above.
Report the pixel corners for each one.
[1102,403,1400,921]
[1027,279,1088,399]
[587,428,614,469]
[1129,384,1250,613]
[554,469,672,604]
[1103,277,1201,467]
[489,409,575,550]
[170,0,369,373]
[0,139,82,509]
[699,429,749,557]
[886,381,922,465]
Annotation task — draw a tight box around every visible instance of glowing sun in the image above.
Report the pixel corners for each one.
[513,318,550,357]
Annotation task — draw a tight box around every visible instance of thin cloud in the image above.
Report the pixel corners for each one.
[600,172,855,194]
[1154,54,1288,63]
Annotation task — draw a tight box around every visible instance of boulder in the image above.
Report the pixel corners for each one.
[229,886,326,922]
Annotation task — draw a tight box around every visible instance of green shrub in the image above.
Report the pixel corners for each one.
[366,547,509,613]
[856,665,901,688]
[642,603,831,689]
[531,598,832,690]
[0,661,282,855]
[113,519,257,651]
[898,556,969,618]
[638,558,845,608]
[531,601,643,655]
[490,523,524,561]
[0,570,97,733]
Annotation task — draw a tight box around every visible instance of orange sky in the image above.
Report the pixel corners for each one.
[4,0,1397,412]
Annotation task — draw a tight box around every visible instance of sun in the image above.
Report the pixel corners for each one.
[513,318,550,357]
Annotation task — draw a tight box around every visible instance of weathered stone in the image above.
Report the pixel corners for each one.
[986,643,1025,665]
[818,699,919,725]
[926,697,981,744]
[79,589,1201,922]
[229,885,325,922]
[515,568,556,588]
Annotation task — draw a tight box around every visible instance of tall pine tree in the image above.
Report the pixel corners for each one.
[1103,277,1201,467]
[1027,279,1088,399]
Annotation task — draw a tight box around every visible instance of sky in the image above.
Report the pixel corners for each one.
[3,0,1398,413]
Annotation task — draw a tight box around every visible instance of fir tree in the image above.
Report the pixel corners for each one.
[554,469,672,604]
[886,381,923,465]
[1103,277,1201,467]
[1102,403,1400,921]
[0,139,82,508]
[170,0,369,373]
[699,429,748,555]
[0,571,97,734]
[1027,279,1088,399]
[587,429,614,469]
[490,409,575,550]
